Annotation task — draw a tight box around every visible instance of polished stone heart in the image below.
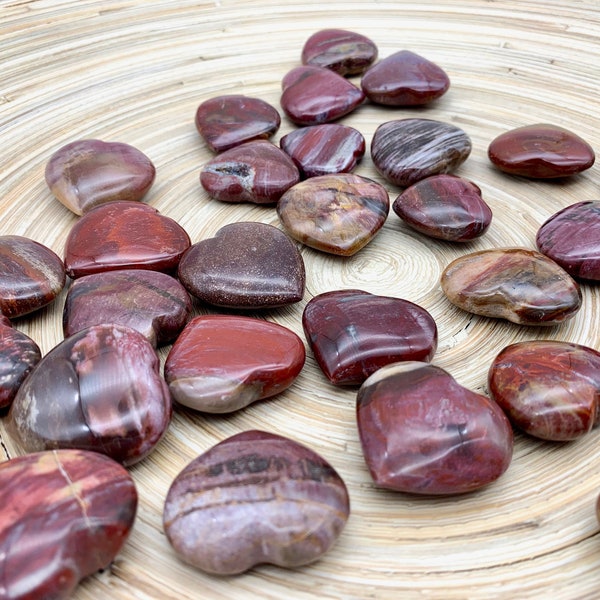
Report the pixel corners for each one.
[63,269,192,347]
[63,200,191,278]
[45,139,156,215]
[164,315,305,413]
[371,118,472,187]
[200,140,300,204]
[177,222,305,309]
[488,123,595,178]
[361,50,450,106]
[7,324,172,466]
[0,449,137,600]
[279,123,365,178]
[280,65,365,126]
[277,173,389,256]
[0,235,66,318]
[163,430,349,575]
[303,290,437,385]
[301,28,378,75]
[0,315,41,409]
[536,201,600,281]
[195,94,281,152]
[488,340,600,441]
[357,362,513,495]
[392,174,492,241]
[441,248,582,325]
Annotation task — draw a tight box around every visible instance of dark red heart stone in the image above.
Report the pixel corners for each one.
[488,123,595,178]
[279,123,365,178]
[163,430,349,575]
[63,269,192,347]
[7,324,172,466]
[177,222,305,309]
[371,118,472,187]
[0,449,137,600]
[44,139,156,215]
[200,140,300,204]
[488,340,600,441]
[280,65,365,126]
[361,50,450,106]
[195,94,281,152]
[303,290,437,385]
[357,362,513,495]
[392,174,492,241]
[301,28,378,76]
[63,201,191,278]
[164,315,305,413]
[0,316,41,409]
[0,235,66,318]
[536,201,600,281]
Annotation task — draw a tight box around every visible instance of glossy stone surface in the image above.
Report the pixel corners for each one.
[45,139,156,215]
[163,430,349,575]
[441,248,582,326]
[7,324,172,466]
[357,362,513,495]
[0,235,66,319]
[536,201,600,281]
[63,201,191,279]
[164,315,305,413]
[279,124,365,178]
[488,124,595,178]
[0,449,137,600]
[178,222,305,309]
[488,341,600,441]
[301,28,378,76]
[63,269,192,347]
[277,174,389,256]
[361,50,450,106]
[392,174,492,241]
[195,95,281,153]
[303,290,437,385]
[280,66,365,126]
[0,316,41,409]
[371,119,472,187]
[200,140,300,204]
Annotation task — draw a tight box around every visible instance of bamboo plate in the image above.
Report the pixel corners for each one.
[1,1,600,598]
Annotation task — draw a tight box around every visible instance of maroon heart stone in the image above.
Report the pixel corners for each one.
[163,430,350,574]
[357,362,513,495]
[488,123,595,178]
[164,315,305,413]
[63,200,191,279]
[0,449,137,600]
[200,140,300,204]
[45,139,156,215]
[488,340,600,441]
[7,324,172,466]
[361,50,450,106]
[280,65,365,126]
[0,235,66,319]
[177,222,305,309]
[303,289,437,385]
[63,269,192,347]
[195,95,281,152]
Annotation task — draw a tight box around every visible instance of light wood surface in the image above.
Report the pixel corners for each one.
[1,1,600,598]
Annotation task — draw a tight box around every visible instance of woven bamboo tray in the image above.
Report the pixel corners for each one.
[1,1,600,598]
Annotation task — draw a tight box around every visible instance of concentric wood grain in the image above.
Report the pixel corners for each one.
[1,1,599,598]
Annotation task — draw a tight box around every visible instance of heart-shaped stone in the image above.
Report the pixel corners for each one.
[357,361,513,495]
[63,201,191,279]
[303,289,437,385]
[45,139,156,215]
[277,173,389,256]
[177,222,305,309]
